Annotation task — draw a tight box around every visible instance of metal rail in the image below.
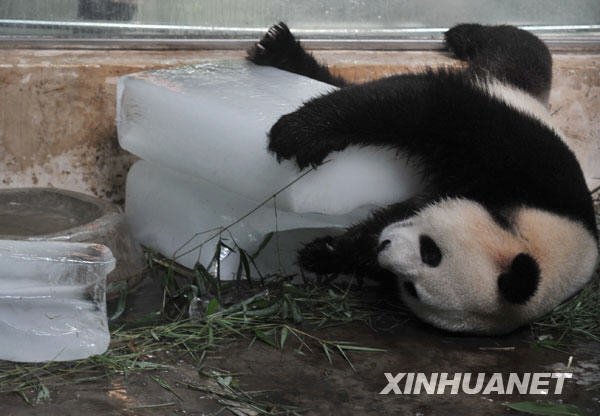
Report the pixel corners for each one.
[0,20,598,51]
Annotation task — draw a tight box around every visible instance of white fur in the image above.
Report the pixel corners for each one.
[377,198,598,334]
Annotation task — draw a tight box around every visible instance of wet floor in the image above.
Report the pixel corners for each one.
[2,274,599,416]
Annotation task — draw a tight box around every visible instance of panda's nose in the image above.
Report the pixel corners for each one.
[377,239,391,254]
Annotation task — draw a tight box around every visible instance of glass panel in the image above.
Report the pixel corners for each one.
[1,0,598,41]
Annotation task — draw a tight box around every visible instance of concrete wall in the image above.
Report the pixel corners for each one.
[0,49,598,205]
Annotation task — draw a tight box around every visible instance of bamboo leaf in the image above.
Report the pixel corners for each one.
[336,345,387,352]
[35,383,50,404]
[208,325,214,346]
[251,232,274,259]
[151,376,183,401]
[254,329,277,348]
[217,375,232,387]
[280,327,289,349]
[336,345,356,372]
[505,401,584,416]
[219,241,236,253]
[14,390,30,404]
[291,300,303,324]
[322,343,332,364]
[281,299,289,320]
[239,249,253,287]
[193,263,210,294]
[150,330,160,342]
[206,298,219,316]
[246,255,266,286]
[283,283,309,296]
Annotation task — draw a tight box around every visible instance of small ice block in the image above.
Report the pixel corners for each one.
[125,160,376,277]
[0,240,115,362]
[117,60,416,216]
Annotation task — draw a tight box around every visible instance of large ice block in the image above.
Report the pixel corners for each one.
[125,160,373,276]
[0,240,115,362]
[117,60,417,216]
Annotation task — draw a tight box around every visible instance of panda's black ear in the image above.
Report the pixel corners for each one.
[498,253,541,304]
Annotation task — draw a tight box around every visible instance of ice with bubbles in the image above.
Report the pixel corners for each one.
[0,240,115,362]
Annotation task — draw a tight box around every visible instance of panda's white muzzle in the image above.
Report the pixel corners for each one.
[377,222,421,278]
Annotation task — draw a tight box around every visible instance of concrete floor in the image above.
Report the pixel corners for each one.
[2,275,600,416]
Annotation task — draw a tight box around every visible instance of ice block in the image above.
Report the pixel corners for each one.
[117,60,417,216]
[0,240,115,362]
[125,160,372,276]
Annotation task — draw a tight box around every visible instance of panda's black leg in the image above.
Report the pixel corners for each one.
[247,22,349,87]
[445,24,552,102]
[298,200,424,278]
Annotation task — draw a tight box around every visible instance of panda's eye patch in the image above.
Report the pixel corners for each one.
[419,235,442,267]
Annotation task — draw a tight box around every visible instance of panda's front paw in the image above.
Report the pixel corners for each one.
[268,112,334,170]
[247,22,298,66]
[298,236,345,275]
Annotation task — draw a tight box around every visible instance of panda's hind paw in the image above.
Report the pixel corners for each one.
[247,22,298,65]
[444,23,484,60]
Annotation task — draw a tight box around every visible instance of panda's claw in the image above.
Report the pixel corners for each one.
[247,22,297,65]
[268,126,330,170]
[274,22,288,31]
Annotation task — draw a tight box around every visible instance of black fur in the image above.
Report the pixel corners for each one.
[247,22,348,87]
[267,69,596,236]
[248,23,598,279]
[498,253,541,303]
[445,24,552,103]
[419,235,442,267]
[298,199,425,279]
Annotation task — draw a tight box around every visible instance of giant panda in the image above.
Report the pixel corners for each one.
[247,22,599,335]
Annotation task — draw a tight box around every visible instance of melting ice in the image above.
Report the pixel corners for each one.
[118,60,418,277]
[0,240,115,362]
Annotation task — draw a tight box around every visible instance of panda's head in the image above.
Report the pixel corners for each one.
[377,198,598,335]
